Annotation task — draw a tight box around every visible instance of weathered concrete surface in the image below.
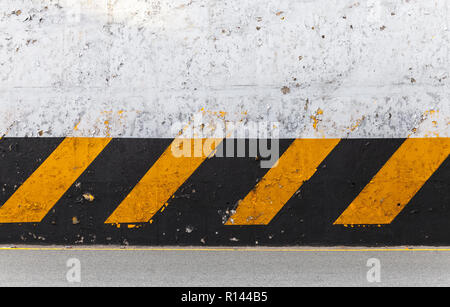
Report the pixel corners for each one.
[1,0,449,138]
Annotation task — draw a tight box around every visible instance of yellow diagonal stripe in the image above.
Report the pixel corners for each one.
[226,139,340,225]
[0,137,111,223]
[105,138,222,224]
[335,138,450,225]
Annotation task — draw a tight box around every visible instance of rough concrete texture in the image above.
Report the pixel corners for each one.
[0,0,449,138]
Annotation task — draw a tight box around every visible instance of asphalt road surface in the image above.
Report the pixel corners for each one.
[0,246,449,287]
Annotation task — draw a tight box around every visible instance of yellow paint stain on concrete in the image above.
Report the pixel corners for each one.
[408,109,444,138]
[73,121,81,131]
[226,139,340,225]
[0,138,111,223]
[104,119,111,137]
[105,138,223,224]
[335,138,450,225]
[72,216,80,225]
[82,193,95,202]
[349,116,366,132]
[310,108,324,130]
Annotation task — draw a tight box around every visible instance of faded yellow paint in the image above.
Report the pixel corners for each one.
[226,139,340,225]
[105,138,223,224]
[82,193,95,202]
[310,108,324,130]
[335,138,450,225]
[0,138,111,223]
[348,116,366,132]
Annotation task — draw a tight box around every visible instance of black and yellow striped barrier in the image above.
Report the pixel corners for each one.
[0,137,448,245]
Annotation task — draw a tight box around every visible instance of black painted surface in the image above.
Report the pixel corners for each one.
[0,138,448,246]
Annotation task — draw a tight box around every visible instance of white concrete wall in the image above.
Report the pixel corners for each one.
[0,0,448,138]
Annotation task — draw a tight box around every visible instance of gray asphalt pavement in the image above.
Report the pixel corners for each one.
[0,246,449,287]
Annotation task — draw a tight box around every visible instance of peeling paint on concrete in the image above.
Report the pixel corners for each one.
[0,0,448,138]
